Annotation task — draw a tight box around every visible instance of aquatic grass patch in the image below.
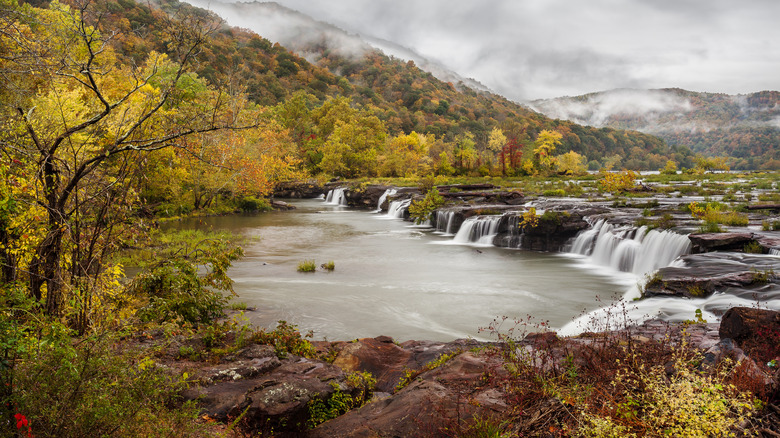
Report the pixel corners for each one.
[297,260,317,272]
[322,260,335,271]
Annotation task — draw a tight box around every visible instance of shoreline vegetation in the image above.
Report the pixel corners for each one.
[1,0,778,435]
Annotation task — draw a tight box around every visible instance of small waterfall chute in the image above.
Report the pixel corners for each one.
[324,188,348,206]
[452,216,502,245]
[375,188,397,212]
[434,210,457,235]
[386,198,412,219]
[568,219,691,276]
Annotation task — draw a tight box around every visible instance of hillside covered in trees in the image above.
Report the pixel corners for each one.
[24,0,685,177]
[531,88,780,170]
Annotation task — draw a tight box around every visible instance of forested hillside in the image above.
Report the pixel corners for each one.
[531,88,780,170]
[30,0,681,175]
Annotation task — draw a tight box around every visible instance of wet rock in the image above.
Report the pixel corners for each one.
[273,180,326,198]
[271,200,294,210]
[346,184,393,209]
[494,210,589,251]
[689,232,754,253]
[643,252,780,299]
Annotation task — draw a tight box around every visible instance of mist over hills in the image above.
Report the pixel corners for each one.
[530,89,780,169]
[182,0,492,93]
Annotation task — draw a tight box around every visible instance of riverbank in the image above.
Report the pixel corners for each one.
[148,306,779,436]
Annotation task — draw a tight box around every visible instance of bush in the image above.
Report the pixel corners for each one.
[322,260,335,271]
[542,189,566,197]
[0,297,203,438]
[128,243,243,326]
[238,196,272,212]
[408,188,446,224]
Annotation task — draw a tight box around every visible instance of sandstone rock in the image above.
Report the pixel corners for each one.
[688,232,754,253]
[309,352,505,438]
[331,337,411,393]
[643,253,780,299]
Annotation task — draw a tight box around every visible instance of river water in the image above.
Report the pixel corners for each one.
[169,199,633,342]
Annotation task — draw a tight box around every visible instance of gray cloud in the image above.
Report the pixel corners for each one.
[185,0,780,101]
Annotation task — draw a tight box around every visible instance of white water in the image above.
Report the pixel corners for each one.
[434,210,458,235]
[385,198,412,219]
[451,216,502,245]
[324,187,348,206]
[560,219,699,335]
[375,188,397,212]
[569,219,691,276]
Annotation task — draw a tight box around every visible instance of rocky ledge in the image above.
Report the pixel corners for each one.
[643,252,780,299]
[156,308,780,436]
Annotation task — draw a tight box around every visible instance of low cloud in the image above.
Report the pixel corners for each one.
[529,89,693,128]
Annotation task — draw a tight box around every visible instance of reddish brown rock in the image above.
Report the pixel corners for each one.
[309,352,506,438]
[332,337,412,393]
[719,307,780,345]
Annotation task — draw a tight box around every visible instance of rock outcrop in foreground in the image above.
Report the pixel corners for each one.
[168,308,779,436]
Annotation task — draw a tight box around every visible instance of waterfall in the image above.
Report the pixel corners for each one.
[434,210,458,235]
[771,248,780,256]
[324,188,348,206]
[386,198,412,218]
[375,188,398,212]
[453,216,502,245]
[569,220,690,276]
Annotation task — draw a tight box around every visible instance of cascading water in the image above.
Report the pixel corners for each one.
[452,216,502,245]
[324,188,348,206]
[375,188,397,212]
[434,210,458,235]
[386,198,412,219]
[559,219,695,336]
[771,248,780,256]
[569,220,690,276]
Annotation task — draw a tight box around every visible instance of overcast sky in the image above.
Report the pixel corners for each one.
[186,0,780,101]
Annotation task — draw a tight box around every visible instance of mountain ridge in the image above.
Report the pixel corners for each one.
[530,88,780,169]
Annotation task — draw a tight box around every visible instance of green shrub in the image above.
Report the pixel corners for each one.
[297,260,317,272]
[3,315,202,438]
[238,196,272,212]
[408,188,446,224]
[322,260,335,271]
[129,244,243,326]
[542,188,566,197]
[743,241,763,254]
[254,320,316,359]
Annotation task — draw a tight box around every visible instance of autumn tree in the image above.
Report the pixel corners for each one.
[0,0,254,319]
[556,151,587,175]
[531,129,563,175]
[379,131,432,177]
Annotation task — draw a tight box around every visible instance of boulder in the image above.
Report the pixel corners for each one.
[182,354,347,435]
[331,336,411,393]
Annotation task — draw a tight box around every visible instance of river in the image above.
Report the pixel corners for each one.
[168,198,633,342]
